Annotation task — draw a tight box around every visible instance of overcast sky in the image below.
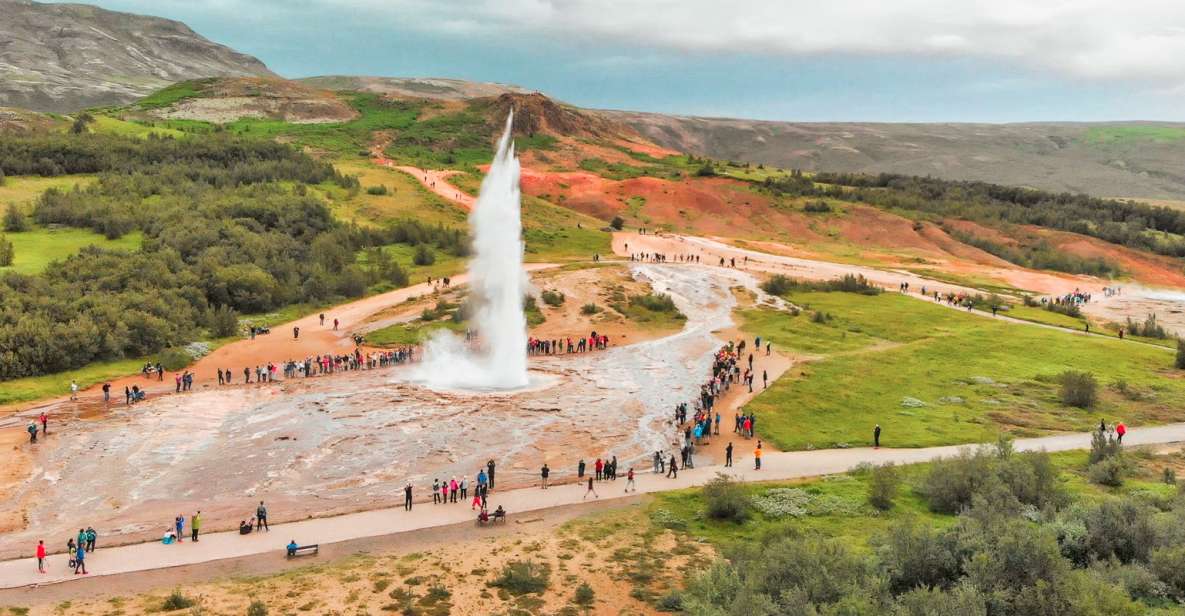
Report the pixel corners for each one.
[56,0,1185,122]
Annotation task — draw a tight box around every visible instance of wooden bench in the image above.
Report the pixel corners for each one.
[286,544,319,558]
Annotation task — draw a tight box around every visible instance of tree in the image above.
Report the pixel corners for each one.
[0,235,12,266]
[610,215,624,230]
[3,203,28,232]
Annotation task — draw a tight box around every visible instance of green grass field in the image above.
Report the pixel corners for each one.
[1,226,142,274]
[367,318,466,347]
[741,291,1185,451]
[321,161,466,228]
[0,357,148,407]
[0,175,95,207]
[1084,125,1185,144]
[88,116,185,139]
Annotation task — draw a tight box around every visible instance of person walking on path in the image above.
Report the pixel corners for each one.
[583,475,598,499]
[73,542,87,575]
[667,455,679,479]
[1117,422,1127,444]
[625,467,636,492]
[85,527,96,552]
[487,459,496,490]
[256,501,269,531]
[578,459,586,479]
[404,482,413,511]
[36,540,46,574]
[39,412,47,435]
[191,512,201,542]
[874,424,881,448]
[27,422,37,443]
[762,370,768,389]
[540,464,550,489]
[725,442,733,467]
[70,380,78,401]
[754,441,763,470]
[102,382,110,402]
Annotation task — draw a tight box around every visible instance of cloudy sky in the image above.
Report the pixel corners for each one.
[58,0,1185,122]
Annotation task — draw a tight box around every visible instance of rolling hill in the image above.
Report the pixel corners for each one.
[0,0,274,112]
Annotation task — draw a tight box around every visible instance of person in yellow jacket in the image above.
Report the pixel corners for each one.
[754,441,763,470]
[191,511,201,542]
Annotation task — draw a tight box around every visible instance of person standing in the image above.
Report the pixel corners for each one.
[754,441,763,470]
[174,515,185,543]
[102,382,110,402]
[36,540,46,574]
[460,476,468,501]
[320,313,325,327]
[540,464,550,489]
[40,412,48,435]
[70,380,79,401]
[625,467,636,492]
[487,459,496,490]
[725,442,733,467]
[578,459,586,479]
[594,458,603,481]
[73,542,87,575]
[404,482,413,511]
[874,424,882,448]
[256,501,269,532]
[85,527,96,552]
[1117,422,1127,444]
[191,512,201,542]
[293,326,300,340]
[583,475,597,499]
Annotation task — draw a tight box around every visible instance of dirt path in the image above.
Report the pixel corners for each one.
[367,141,476,211]
[4,422,1184,590]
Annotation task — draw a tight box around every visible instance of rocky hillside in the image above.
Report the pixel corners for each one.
[0,0,275,112]
[299,76,531,101]
[607,111,1185,201]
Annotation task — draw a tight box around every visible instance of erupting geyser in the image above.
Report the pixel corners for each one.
[414,112,531,390]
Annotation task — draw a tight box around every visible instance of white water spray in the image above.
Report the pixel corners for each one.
[414,112,530,390]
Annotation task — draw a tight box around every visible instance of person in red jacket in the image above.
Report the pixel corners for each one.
[1116,422,1127,444]
[36,540,46,573]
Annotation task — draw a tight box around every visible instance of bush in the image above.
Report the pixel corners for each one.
[1150,545,1185,598]
[162,589,194,611]
[868,463,900,511]
[157,347,193,371]
[761,273,880,296]
[761,274,794,296]
[206,305,240,338]
[1058,370,1097,408]
[1177,338,1185,369]
[366,184,389,195]
[580,303,602,315]
[1165,467,1177,485]
[1089,456,1127,487]
[1088,430,1122,465]
[1126,313,1168,339]
[541,289,565,307]
[630,293,678,313]
[803,200,832,213]
[655,591,684,612]
[610,215,624,230]
[413,244,436,266]
[573,582,595,607]
[3,203,28,232]
[246,600,268,616]
[879,519,960,593]
[694,163,717,177]
[0,235,12,267]
[703,473,750,522]
[489,560,550,595]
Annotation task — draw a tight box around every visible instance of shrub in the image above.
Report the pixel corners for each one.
[246,600,268,616]
[655,591,683,612]
[1126,313,1168,339]
[630,293,678,312]
[3,203,28,232]
[573,582,595,607]
[580,303,601,315]
[803,200,832,213]
[366,184,389,195]
[157,347,192,371]
[1088,456,1127,487]
[879,519,960,592]
[489,561,550,595]
[1177,338,1185,370]
[1088,430,1122,465]
[206,305,240,338]
[0,235,12,267]
[541,289,565,307]
[694,163,716,177]
[1150,545,1185,598]
[162,589,194,611]
[1058,370,1097,408]
[760,274,794,296]
[1165,467,1177,485]
[868,463,900,511]
[703,473,750,522]
[413,244,436,266]
[610,215,624,230]
[811,310,831,324]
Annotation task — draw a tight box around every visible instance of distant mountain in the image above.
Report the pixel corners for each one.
[0,0,275,112]
[606,111,1185,201]
[298,76,533,102]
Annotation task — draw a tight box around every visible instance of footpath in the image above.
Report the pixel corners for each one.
[3,423,1184,589]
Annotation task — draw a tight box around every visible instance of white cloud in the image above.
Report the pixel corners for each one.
[88,0,1185,85]
[330,0,1185,84]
